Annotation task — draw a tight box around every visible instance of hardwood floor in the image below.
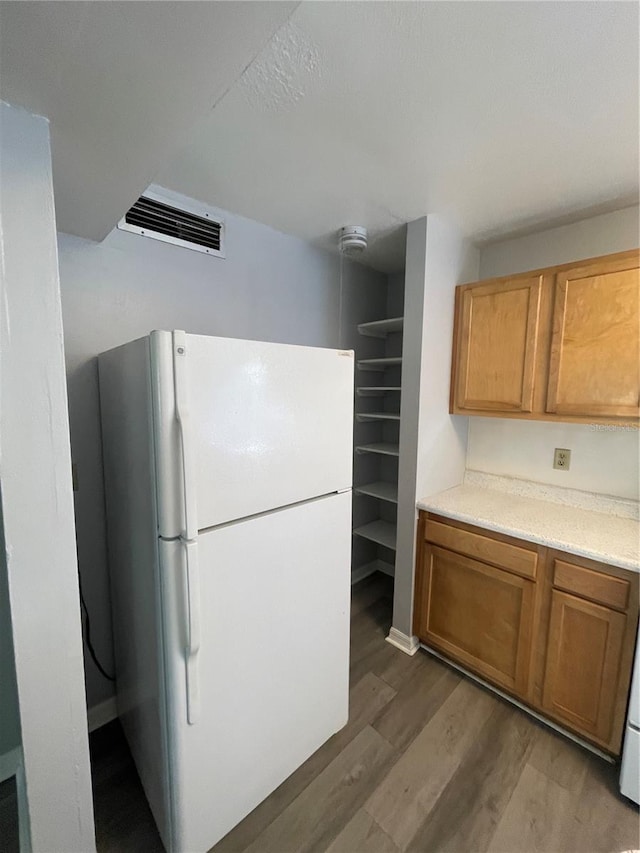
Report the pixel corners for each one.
[216,573,639,853]
[0,777,18,853]
[1,572,637,853]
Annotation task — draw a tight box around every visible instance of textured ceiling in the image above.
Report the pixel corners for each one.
[159,1,640,272]
[0,1,296,240]
[1,2,637,272]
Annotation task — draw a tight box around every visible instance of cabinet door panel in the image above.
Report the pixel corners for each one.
[455,276,542,412]
[547,264,640,418]
[417,545,535,697]
[542,590,626,747]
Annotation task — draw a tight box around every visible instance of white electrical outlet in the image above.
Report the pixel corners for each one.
[553,448,571,470]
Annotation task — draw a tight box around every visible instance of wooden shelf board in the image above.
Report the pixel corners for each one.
[356,412,400,422]
[357,317,404,338]
[356,386,402,397]
[354,481,398,503]
[355,442,400,457]
[357,357,402,372]
[353,520,397,550]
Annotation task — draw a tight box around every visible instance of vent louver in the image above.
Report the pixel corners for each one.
[118,195,225,257]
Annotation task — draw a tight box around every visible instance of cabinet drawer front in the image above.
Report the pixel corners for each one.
[553,559,630,611]
[425,519,537,579]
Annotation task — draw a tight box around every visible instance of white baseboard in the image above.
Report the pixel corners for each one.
[351,559,395,586]
[87,695,118,732]
[386,627,419,656]
[0,746,21,784]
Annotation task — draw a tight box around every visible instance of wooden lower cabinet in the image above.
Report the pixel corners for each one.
[542,590,626,748]
[414,513,639,756]
[415,544,535,697]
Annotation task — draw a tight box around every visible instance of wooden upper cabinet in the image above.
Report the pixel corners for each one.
[454,275,542,412]
[546,260,640,418]
[450,249,640,423]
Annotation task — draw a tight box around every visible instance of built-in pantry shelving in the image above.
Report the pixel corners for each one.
[350,273,404,584]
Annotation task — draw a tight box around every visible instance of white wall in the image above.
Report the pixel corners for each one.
[393,216,479,639]
[0,101,95,851]
[58,185,386,710]
[0,520,20,771]
[479,206,640,278]
[467,420,639,500]
[470,206,640,500]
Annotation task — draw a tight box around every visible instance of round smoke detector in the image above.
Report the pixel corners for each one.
[338,225,368,256]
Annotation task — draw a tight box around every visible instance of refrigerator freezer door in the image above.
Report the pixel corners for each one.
[159,490,351,853]
[152,332,354,537]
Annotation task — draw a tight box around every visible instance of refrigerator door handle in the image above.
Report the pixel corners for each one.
[173,330,198,542]
[183,537,201,725]
[173,330,201,724]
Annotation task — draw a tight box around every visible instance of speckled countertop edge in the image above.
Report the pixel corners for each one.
[417,481,640,572]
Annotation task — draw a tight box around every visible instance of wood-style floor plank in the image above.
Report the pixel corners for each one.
[213,672,397,852]
[567,753,640,853]
[365,680,495,850]
[77,571,639,853]
[0,778,19,853]
[527,726,589,793]
[242,726,398,853]
[350,573,394,618]
[349,597,395,674]
[324,808,398,853]
[91,723,163,853]
[371,657,461,751]
[406,703,537,853]
[350,633,425,693]
[487,763,577,853]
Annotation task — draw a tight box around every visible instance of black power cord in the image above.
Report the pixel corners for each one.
[78,569,115,682]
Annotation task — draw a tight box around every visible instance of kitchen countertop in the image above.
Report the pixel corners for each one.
[417,479,640,572]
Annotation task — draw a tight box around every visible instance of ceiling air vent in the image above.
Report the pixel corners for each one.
[118,194,225,257]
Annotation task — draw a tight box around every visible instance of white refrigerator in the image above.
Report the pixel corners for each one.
[620,636,639,803]
[98,331,354,852]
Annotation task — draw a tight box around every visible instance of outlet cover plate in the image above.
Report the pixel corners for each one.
[553,448,571,470]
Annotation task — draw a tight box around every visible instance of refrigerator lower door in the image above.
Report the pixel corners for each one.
[620,725,640,804]
[159,490,351,853]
